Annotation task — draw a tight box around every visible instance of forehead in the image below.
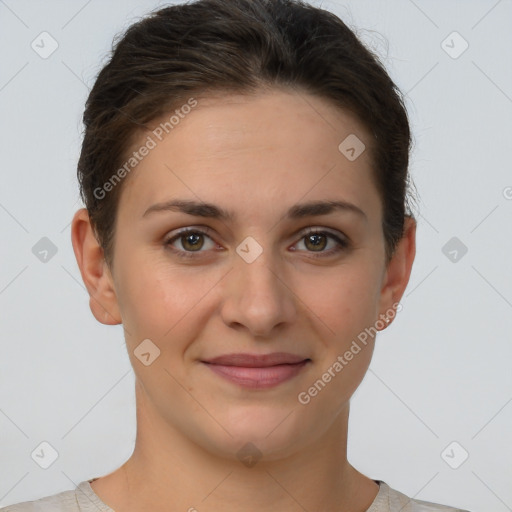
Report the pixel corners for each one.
[117,89,380,224]
[155,89,372,156]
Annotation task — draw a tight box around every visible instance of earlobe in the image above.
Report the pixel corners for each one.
[70,208,122,326]
[377,216,416,329]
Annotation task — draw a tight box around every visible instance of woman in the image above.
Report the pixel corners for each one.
[2,0,470,510]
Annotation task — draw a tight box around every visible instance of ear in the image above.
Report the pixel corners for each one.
[70,208,122,325]
[377,216,416,327]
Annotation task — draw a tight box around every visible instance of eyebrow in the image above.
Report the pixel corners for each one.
[143,199,367,222]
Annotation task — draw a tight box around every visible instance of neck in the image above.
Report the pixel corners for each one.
[92,379,379,512]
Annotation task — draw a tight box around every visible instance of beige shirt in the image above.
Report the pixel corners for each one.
[0,479,470,511]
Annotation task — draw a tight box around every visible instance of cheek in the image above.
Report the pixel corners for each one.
[298,263,381,340]
[115,255,216,344]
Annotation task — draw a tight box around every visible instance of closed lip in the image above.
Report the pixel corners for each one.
[202,352,310,367]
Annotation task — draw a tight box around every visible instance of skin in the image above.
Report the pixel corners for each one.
[71,89,416,512]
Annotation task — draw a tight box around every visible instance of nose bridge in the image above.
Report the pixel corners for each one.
[221,238,296,336]
[238,245,280,296]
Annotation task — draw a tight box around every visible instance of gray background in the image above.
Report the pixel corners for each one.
[1,1,511,510]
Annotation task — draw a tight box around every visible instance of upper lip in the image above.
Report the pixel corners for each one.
[202,352,310,367]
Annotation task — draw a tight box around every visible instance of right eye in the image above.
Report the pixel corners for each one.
[164,227,219,259]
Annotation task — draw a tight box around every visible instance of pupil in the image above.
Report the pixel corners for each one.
[185,233,202,250]
[307,234,325,251]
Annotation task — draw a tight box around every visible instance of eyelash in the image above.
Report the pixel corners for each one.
[164,227,350,260]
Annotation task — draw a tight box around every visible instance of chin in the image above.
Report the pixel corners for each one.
[212,407,307,461]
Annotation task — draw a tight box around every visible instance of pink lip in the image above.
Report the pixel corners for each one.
[202,352,311,389]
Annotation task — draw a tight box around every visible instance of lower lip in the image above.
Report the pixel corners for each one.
[203,361,310,389]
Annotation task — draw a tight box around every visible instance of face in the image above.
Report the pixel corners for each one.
[80,89,411,461]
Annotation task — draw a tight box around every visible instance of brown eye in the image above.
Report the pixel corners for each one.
[304,232,328,252]
[294,229,350,258]
[164,228,217,259]
[180,232,205,251]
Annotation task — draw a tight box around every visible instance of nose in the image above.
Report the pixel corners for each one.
[219,247,297,338]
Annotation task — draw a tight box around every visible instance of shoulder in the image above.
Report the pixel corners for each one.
[0,482,95,512]
[0,489,78,512]
[370,481,471,512]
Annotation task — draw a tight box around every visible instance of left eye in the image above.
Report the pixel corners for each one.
[294,229,348,255]
[164,228,349,259]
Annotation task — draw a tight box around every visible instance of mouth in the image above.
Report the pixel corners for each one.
[201,352,311,389]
